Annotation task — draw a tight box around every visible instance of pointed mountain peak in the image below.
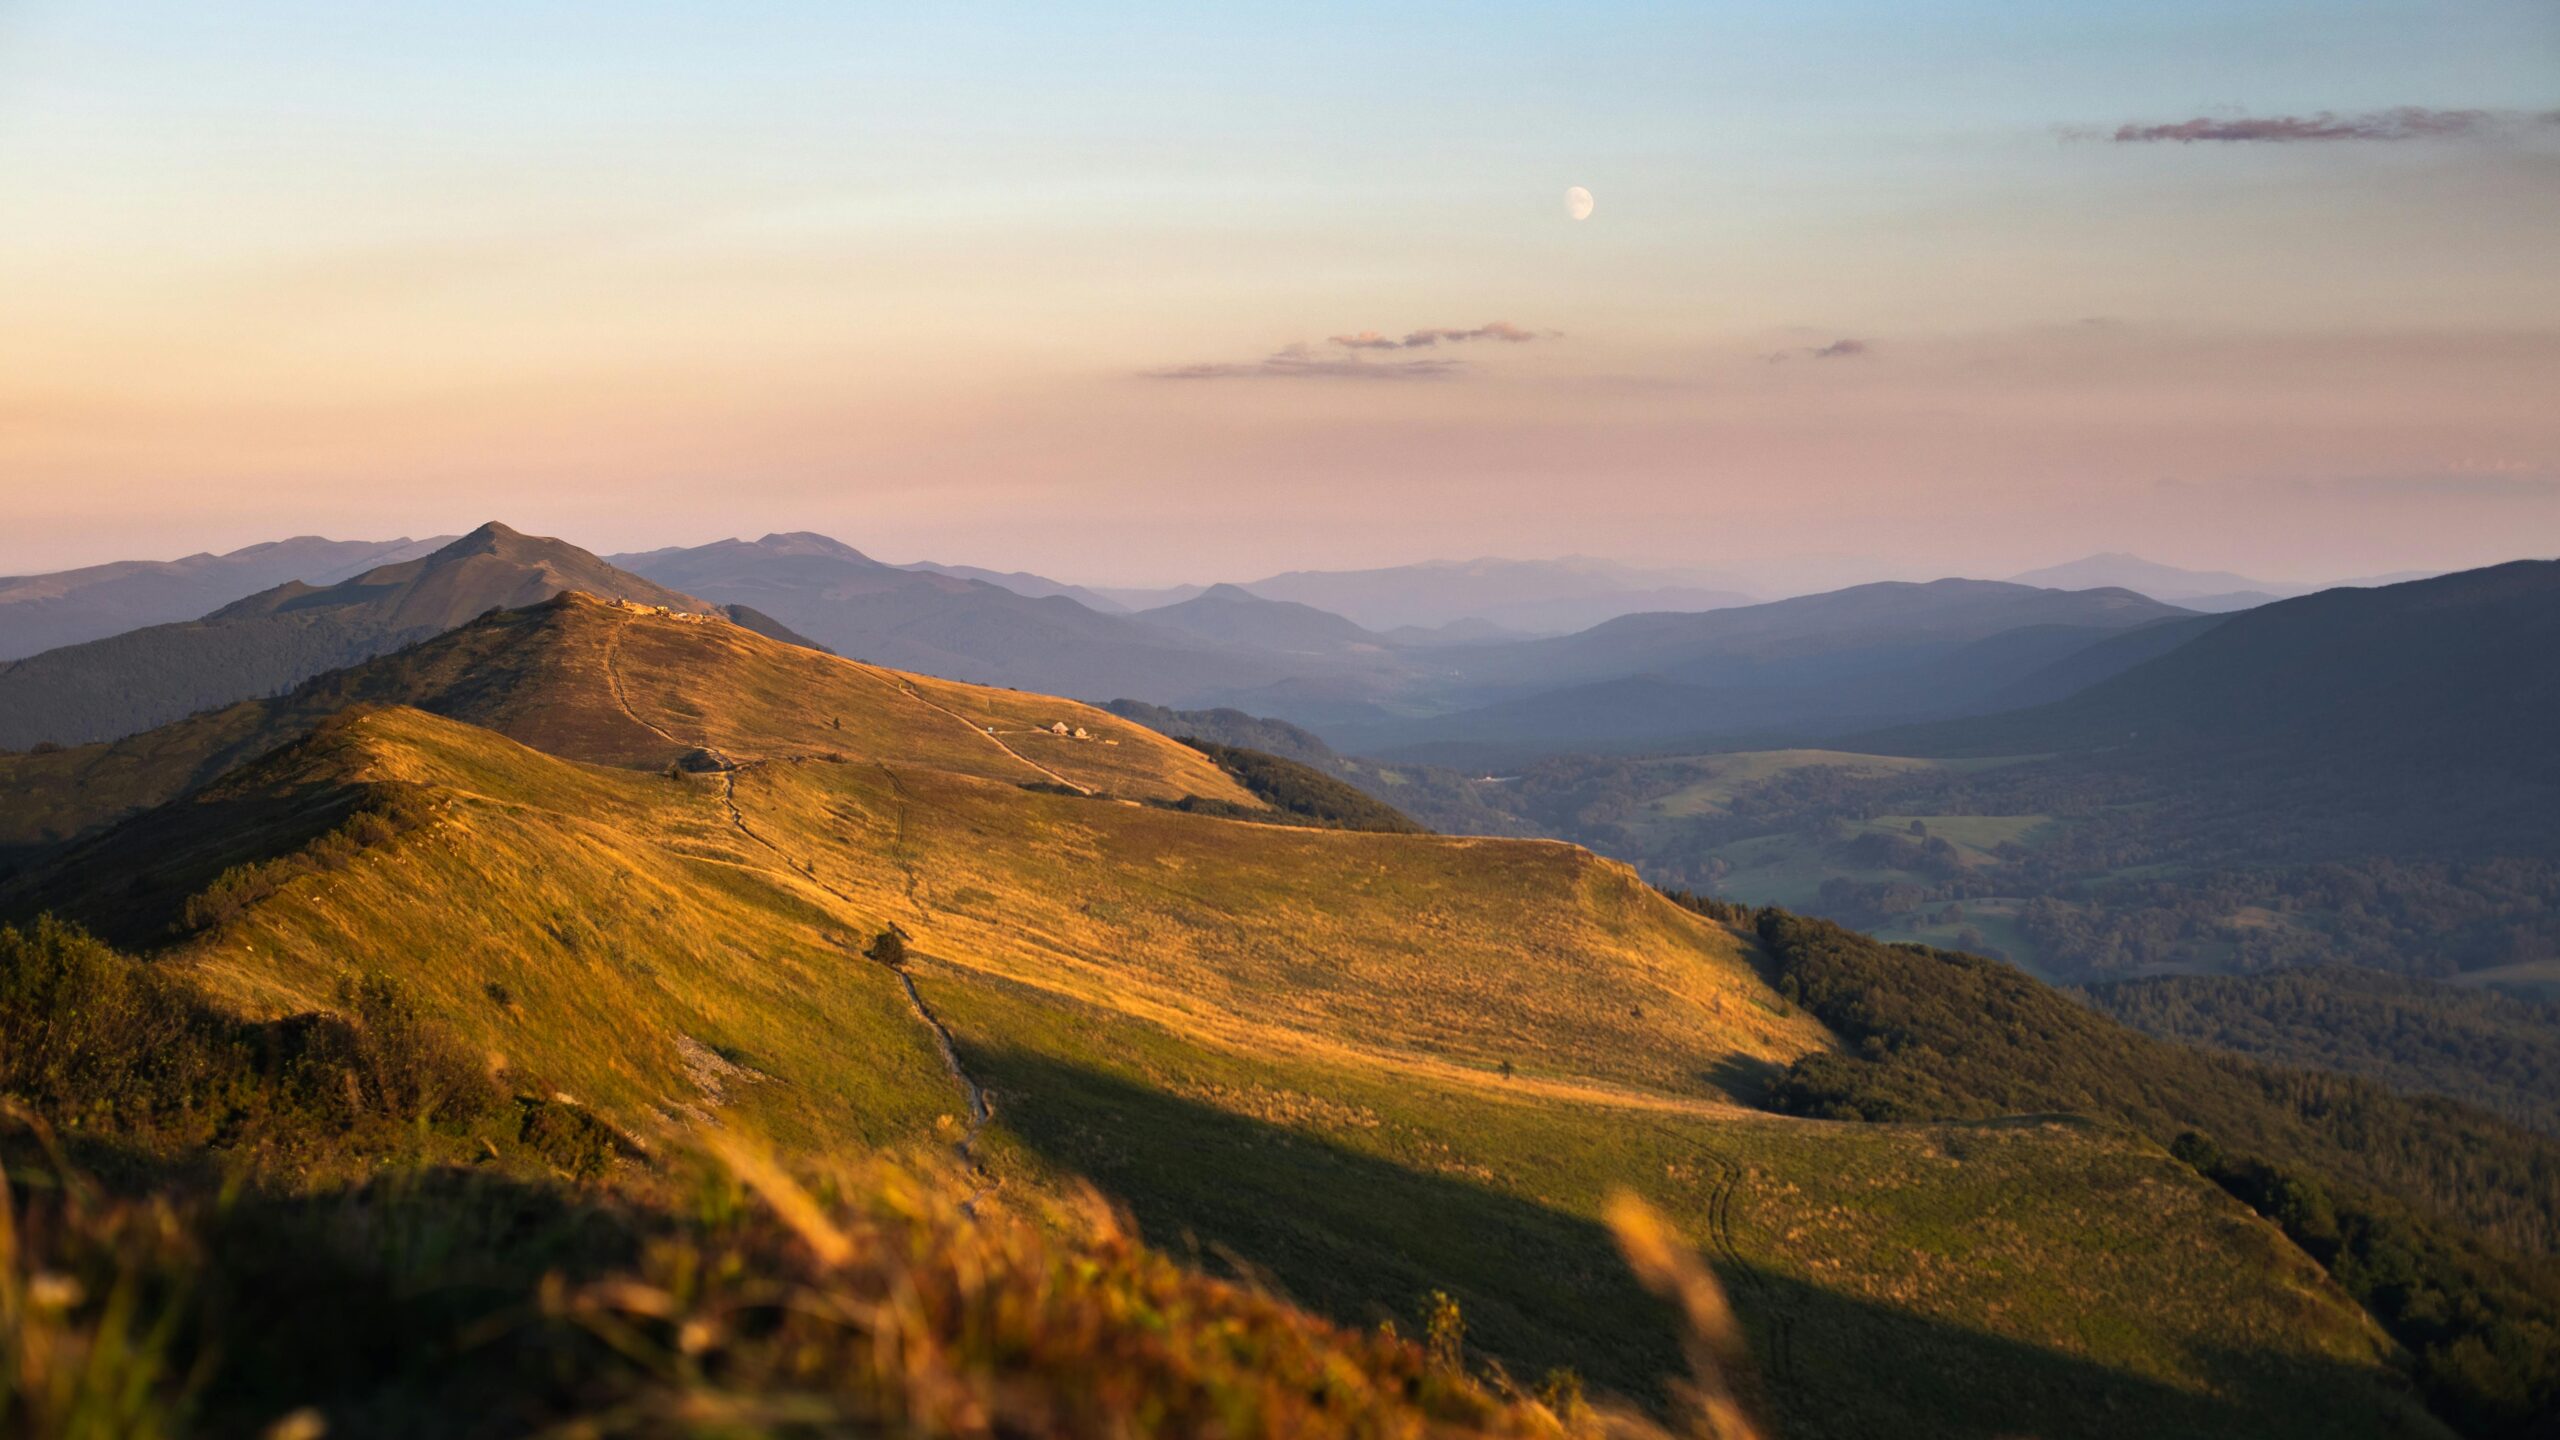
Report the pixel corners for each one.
[432,521,550,563]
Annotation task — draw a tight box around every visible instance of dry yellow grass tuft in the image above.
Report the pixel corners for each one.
[1605,1192,1766,1440]
[547,1149,1630,1439]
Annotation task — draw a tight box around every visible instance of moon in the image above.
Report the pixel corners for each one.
[1564,185,1594,221]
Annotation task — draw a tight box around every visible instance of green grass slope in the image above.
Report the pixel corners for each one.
[1749,910,2560,1434]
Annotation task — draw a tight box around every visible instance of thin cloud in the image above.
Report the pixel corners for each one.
[1143,343,1463,382]
[1764,337,1871,364]
[1146,322,1552,380]
[2100,107,2560,144]
[1326,321,1548,349]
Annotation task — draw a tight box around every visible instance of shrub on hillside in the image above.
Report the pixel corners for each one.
[866,926,910,969]
[0,920,500,1149]
[180,785,434,934]
[0,917,244,1137]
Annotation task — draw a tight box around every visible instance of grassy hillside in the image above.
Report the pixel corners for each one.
[0,591,1255,859]
[94,704,1810,1136]
[0,523,722,751]
[0,600,2501,1435]
[0,927,1623,1439]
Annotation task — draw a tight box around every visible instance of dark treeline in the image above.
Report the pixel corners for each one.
[2086,968,2560,1136]
[1172,739,1428,834]
[1107,700,1530,837]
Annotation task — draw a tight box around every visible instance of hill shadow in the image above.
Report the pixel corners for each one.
[975,1048,2437,1440]
[1,774,363,947]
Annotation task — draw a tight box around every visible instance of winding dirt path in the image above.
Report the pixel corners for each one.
[603,620,689,748]
[709,755,999,1208]
[834,659,1094,795]
[617,606,1089,797]
[895,968,997,1210]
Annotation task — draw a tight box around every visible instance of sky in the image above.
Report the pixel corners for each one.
[1,1,2555,591]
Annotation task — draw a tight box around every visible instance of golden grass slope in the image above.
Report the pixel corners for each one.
[0,592,1252,851]
[156,708,957,1155]
[726,753,1823,1097]
[149,702,1804,1139]
[67,697,2436,1438]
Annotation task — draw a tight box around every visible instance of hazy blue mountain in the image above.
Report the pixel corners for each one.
[1229,556,1753,634]
[1379,617,1532,646]
[0,534,455,659]
[2005,552,2451,609]
[2007,553,2282,601]
[1318,580,2196,764]
[2170,591,2285,614]
[1866,560,2560,778]
[896,559,1132,614]
[1134,584,1388,656]
[1089,581,1211,611]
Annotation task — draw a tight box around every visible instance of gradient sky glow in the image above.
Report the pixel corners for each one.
[2,1,2555,589]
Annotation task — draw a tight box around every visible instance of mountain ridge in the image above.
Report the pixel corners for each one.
[0,524,796,751]
[0,533,457,659]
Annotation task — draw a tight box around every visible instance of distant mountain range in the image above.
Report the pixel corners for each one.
[895,559,1132,614]
[15,527,2510,782]
[1870,560,2560,786]
[2006,553,2282,602]
[1323,579,2201,765]
[1524,561,2560,997]
[2005,552,2443,613]
[0,524,798,750]
[1056,557,1755,633]
[611,533,1330,703]
[1213,557,1755,634]
[0,534,455,659]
